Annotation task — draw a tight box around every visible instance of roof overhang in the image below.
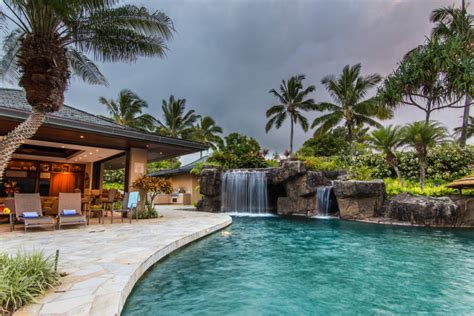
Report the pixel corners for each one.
[0,107,208,162]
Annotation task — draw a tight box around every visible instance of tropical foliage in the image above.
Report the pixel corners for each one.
[312,64,390,156]
[0,252,60,313]
[367,125,405,186]
[131,175,172,206]
[189,116,223,150]
[430,2,473,147]
[266,74,316,153]
[384,178,474,197]
[99,89,156,131]
[156,95,199,138]
[401,121,447,189]
[0,0,174,180]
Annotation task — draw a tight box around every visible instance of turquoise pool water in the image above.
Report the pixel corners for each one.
[122,217,474,315]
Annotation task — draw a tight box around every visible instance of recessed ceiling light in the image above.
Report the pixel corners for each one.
[80,135,84,139]
[89,152,92,155]
[159,152,163,155]
[79,157,82,160]
[95,149,99,152]
[61,146,65,148]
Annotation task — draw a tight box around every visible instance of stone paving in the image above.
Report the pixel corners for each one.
[0,206,232,316]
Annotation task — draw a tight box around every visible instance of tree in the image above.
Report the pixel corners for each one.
[265,74,316,154]
[431,1,474,147]
[378,37,466,124]
[454,116,474,141]
[156,95,198,138]
[100,89,156,131]
[367,125,405,186]
[401,121,447,189]
[190,116,223,150]
[147,159,181,173]
[312,64,390,157]
[297,127,348,157]
[219,132,261,156]
[0,1,173,180]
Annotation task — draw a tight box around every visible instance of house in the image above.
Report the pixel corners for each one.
[148,156,208,205]
[0,88,208,200]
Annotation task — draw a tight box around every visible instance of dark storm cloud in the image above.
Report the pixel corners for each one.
[63,0,466,153]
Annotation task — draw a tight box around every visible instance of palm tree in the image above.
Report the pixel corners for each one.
[402,121,447,189]
[99,89,156,131]
[265,74,316,154]
[454,116,474,141]
[156,95,198,138]
[190,116,223,150]
[0,1,173,180]
[431,1,473,147]
[367,125,405,186]
[312,64,390,157]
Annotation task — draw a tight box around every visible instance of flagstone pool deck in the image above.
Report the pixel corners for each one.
[1,206,232,316]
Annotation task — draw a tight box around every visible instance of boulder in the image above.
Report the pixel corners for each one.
[196,196,221,213]
[277,196,315,216]
[449,195,474,227]
[382,193,459,226]
[332,180,385,219]
[271,160,306,184]
[199,168,222,197]
[285,171,347,198]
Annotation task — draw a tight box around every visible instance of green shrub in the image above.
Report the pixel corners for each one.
[298,156,346,171]
[135,203,159,219]
[384,178,474,197]
[0,252,60,313]
[102,182,124,191]
[349,165,376,180]
[354,144,474,182]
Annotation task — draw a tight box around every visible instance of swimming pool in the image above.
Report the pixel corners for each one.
[122,217,474,315]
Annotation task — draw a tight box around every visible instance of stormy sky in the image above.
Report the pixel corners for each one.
[24,1,474,155]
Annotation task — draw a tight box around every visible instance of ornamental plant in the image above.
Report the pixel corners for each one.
[132,175,172,206]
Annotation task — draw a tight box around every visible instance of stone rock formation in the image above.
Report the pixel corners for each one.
[332,180,385,219]
[196,168,222,212]
[382,193,459,226]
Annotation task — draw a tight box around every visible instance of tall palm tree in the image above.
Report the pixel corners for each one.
[367,125,405,186]
[156,95,198,138]
[265,74,316,153]
[402,121,447,189]
[99,89,156,131]
[0,1,173,180]
[312,64,390,157]
[431,1,474,147]
[454,116,474,141]
[190,116,223,150]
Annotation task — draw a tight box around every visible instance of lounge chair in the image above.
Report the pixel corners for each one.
[14,193,55,232]
[58,192,87,229]
[111,191,140,224]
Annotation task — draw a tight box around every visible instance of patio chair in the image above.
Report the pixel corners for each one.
[58,192,87,229]
[14,193,55,232]
[100,189,118,216]
[111,191,140,224]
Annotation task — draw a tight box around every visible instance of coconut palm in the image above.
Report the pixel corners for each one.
[431,1,474,147]
[312,64,390,157]
[265,74,316,154]
[190,116,223,150]
[0,1,174,180]
[401,121,447,189]
[99,89,156,131]
[156,95,198,138]
[367,125,405,186]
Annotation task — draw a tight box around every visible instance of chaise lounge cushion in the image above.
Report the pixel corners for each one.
[23,212,39,218]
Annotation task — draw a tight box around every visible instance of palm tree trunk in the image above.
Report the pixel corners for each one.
[290,117,294,154]
[425,110,431,124]
[459,95,471,148]
[0,109,46,180]
[419,157,426,190]
[393,165,405,187]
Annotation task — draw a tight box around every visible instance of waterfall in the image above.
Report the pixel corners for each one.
[316,186,338,217]
[221,171,269,214]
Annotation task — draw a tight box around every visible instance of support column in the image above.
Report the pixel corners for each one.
[127,148,148,190]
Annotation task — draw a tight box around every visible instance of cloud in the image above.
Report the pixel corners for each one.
[63,0,467,154]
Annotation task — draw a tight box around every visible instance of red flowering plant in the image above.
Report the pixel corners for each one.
[4,179,20,197]
[131,175,172,206]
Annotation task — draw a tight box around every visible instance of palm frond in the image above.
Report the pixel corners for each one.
[66,49,108,85]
